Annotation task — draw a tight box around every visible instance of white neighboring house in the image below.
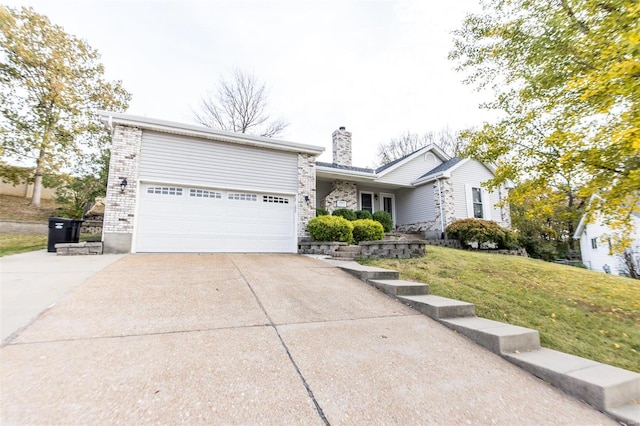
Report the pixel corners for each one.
[574,212,640,275]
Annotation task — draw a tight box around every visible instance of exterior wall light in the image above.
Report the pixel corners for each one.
[120,178,128,193]
[304,195,310,203]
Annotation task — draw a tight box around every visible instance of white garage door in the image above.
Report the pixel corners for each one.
[135,183,296,253]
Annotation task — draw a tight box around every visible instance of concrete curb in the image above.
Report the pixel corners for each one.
[328,259,640,425]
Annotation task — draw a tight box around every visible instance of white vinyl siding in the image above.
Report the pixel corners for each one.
[452,161,499,222]
[377,153,443,186]
[396,185,435,225]
[139,131,298,193]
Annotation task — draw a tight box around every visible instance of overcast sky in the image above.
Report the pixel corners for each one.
[5,0,494,167]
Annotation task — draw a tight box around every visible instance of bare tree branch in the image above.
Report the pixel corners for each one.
[376,128,466,165]
[192,69,289,138]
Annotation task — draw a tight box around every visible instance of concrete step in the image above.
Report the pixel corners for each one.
[333,251,359,258]
[336,245,362,253]
[369,279,429,296]
[606,404,640,425]
[504,348,640,414]
[440,317,540,354]
[335,263,399,280]
[398,295,475,319]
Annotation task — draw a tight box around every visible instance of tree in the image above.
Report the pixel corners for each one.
[193,69,288,138]
[55,149,110,219]
[0,6,131,207]
[449,0,639,251]
[618,248,640,280]
[376,127,464,165]
[510,179,587,259]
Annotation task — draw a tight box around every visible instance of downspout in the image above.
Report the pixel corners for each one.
[437,178,445,235]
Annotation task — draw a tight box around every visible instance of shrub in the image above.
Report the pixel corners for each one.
[307,215,353,243]
[316,208,329,216]
[372,211,393,232]
[518,236,559,261]
[352,219,384,243]
[446,218,517,250]
[332,208,357,221]
[354,210,373,220]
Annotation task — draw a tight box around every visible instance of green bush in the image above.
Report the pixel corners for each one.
[372,211,393,232]
[332,208,357,221]
[307,215,353,243]
[352,219,384,243]
[354,210,373,220]
[446,218,518,250]
[316,208,329,216]
[518,236,559,261]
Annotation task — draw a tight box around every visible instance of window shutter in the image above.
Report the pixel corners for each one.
[465,184,474,218]
[482,189,492,220]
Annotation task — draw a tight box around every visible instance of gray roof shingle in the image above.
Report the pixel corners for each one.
[417,157,463,180]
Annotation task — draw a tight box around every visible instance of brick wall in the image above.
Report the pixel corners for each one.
[297,153,316,238]
[321,180,358,213]
[332,127,352,166]
[103,125,142,252]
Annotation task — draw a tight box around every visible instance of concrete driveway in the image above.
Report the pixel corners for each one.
[1,254,613,424]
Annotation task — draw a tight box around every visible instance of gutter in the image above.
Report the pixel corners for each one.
[97,111,325,156]
[412,171,448,186]
[437,178,445,234]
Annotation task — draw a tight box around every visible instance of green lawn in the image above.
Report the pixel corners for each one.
[361,245,640,373]
[0,234,101,257]
[0,234,47,257]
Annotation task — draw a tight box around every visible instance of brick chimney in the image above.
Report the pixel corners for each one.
[332,126,352,166]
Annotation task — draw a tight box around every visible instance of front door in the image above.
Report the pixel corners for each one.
[380,193,395,226]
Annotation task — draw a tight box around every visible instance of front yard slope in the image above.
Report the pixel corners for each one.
[362,246,640,373]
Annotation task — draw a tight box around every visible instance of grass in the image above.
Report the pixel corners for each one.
[0,234,47,256]
[361,245,640,373]
[0,234,101,257]
[0,195,100,256]
[0,194,61,222]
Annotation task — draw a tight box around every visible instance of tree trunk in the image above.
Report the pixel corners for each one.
[29,147,47,208]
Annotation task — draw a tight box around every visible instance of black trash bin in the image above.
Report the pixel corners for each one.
[47,217,84,252]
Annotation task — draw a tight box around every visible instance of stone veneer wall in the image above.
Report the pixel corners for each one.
[297,153,316,238]
[332,128,352,166]
[321,180,358,213]
[103,125,142,253]
[499,186,512,228]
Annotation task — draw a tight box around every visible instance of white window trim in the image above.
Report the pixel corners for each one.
[359,191,375,214]
[465,185,492,220]
[379,192,396,227]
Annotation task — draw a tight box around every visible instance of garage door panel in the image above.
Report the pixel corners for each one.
[136,184,295,253]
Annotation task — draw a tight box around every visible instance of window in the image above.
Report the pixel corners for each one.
[228,193,257,202]
[591,238,598,249]
[472,187,483,219]
[189,189,221,199]
[263,195,289,204]
[147,186,183,196]
[360,192,373,214]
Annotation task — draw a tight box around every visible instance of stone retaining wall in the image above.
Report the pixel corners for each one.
[80,220,103,235]
[298,241,347,255]
[424,239,462,249]
[359,240,426,259]
[299,240,427,259]
[55,242,103,255]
